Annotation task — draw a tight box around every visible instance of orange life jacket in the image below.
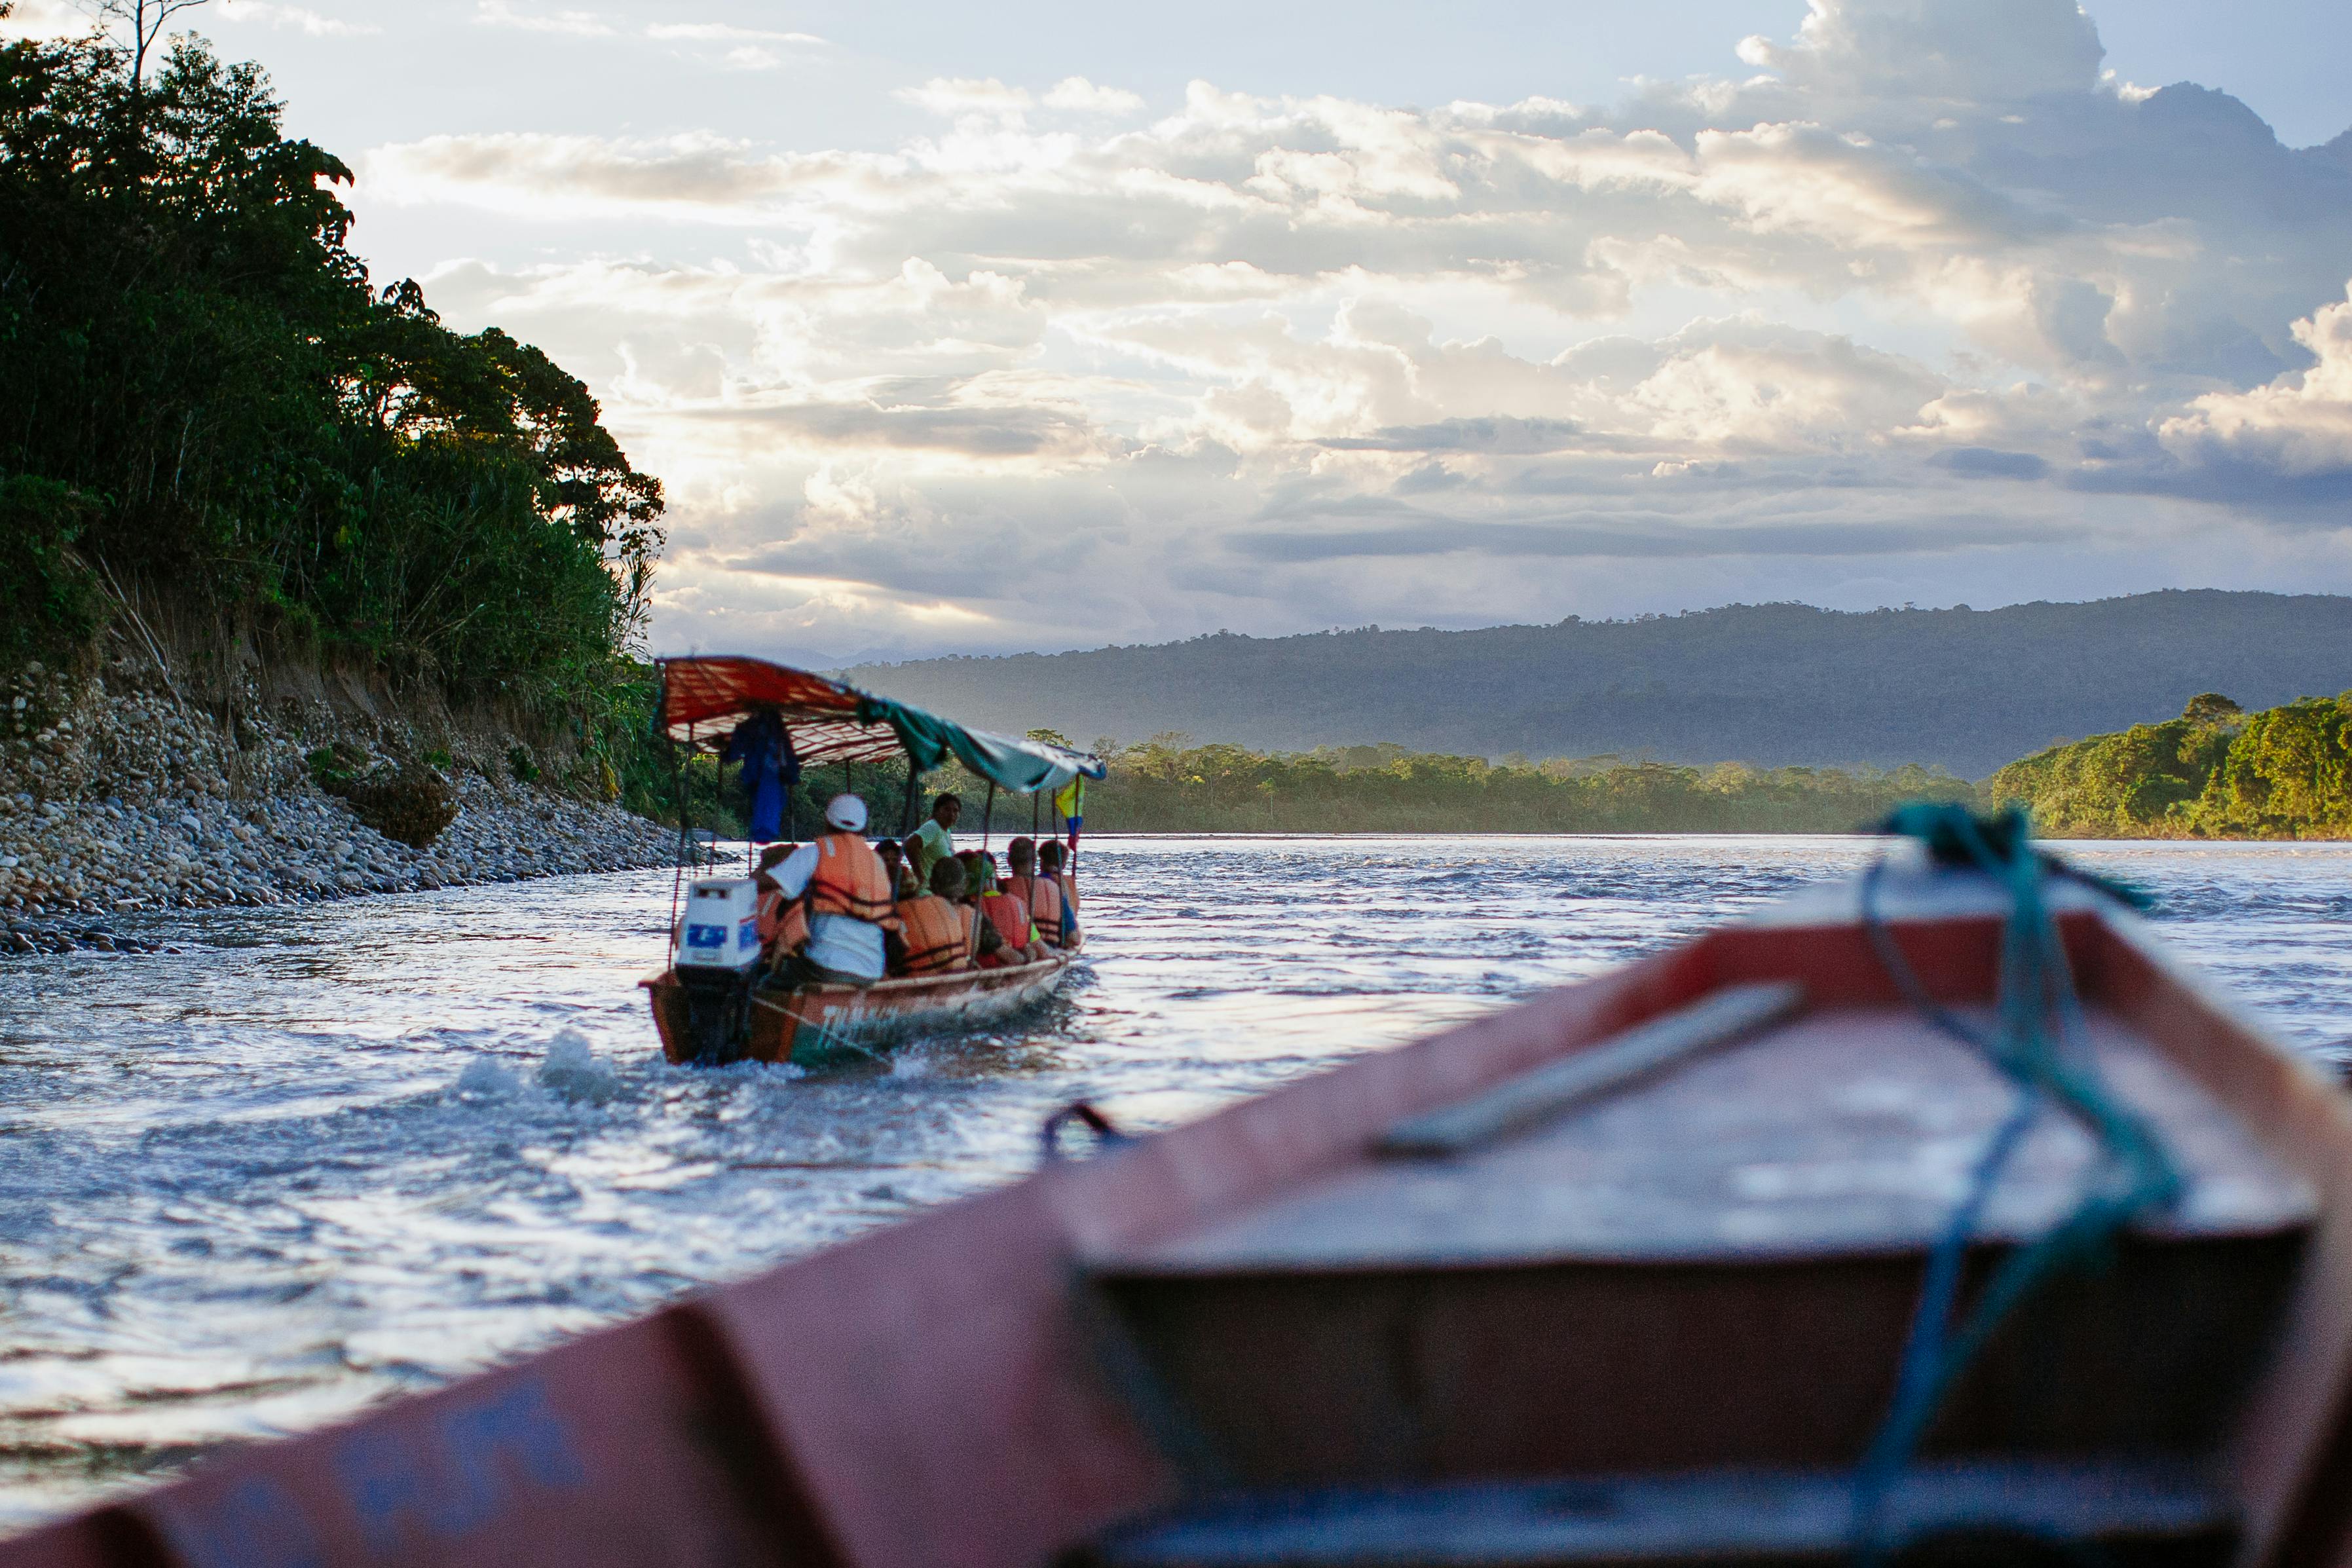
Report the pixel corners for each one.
[807,832,901,931]
[978,891,1034,964]
[895,895,975,977]
[1007,874,1065,947]
[756,884,810,954]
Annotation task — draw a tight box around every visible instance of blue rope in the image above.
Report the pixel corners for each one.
[1850,804,2182,1562]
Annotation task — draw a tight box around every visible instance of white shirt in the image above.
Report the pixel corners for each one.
[771,840,886,980]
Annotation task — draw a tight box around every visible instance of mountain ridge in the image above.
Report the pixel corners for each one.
[838,591,2352,778]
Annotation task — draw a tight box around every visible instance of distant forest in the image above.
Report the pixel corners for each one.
[1073,742,1971,836]
[843,593,2352,779]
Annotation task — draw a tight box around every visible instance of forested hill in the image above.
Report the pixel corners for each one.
[843,593,2352,778]
[1,21,664,798]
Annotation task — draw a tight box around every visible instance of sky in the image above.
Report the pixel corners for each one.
[10,0,2352,662]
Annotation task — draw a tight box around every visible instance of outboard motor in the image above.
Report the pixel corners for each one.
[672,878,762,1064]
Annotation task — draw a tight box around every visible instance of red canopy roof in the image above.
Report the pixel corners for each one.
[655,656,906,766]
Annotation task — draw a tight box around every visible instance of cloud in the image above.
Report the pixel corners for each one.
[219,3,379,36]
[895,77,1034,124]
[643,21,825,46]
[1936,447,2052,480]
[1738,0,2104,104]
[358,0,2352,657]
[2160,283,2352,478]
[0,0,86,38]
[1043,77,1146,116]
[643,19,823,69]
[472,1,612,37]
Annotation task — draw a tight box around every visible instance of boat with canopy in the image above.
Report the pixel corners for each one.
[640,655,1106,1068]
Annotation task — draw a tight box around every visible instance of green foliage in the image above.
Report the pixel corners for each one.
[0,475,105,671]
[305,741,365,795]
[506,745,540,785]
[1989,691,2352,839]
[2195,697,2352,838]
[1062,740,1973,834]
[0,29,662,711]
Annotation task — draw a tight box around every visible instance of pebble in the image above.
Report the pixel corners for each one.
[0,659,682,958]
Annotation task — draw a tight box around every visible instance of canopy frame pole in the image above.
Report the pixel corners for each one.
[1031,791,1039,838]
[899,759,920,839]
[667,721,693,949]
[982,780,996,851]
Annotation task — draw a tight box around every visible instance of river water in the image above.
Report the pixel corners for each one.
[0,834,2347,1529]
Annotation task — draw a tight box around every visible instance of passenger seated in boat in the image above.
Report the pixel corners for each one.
[961,851,1045,968]
[892,857,1018,977]
[874,838,918,903]
[1003,838,1068,950]
[760,795,901,987]
[906,793,961,888]
[1037,839,1081,950]
[753,842,808,961]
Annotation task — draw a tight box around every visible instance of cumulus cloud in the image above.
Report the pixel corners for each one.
[1738,0,2104,104]
[358,0,2352,657]
[2160,284,2352,479]
[1042,77,1146,115]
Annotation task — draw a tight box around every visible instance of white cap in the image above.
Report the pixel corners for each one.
[824,793,868,831]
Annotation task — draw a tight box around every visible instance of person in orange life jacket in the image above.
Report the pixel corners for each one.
[874,838,918,903]
[763,794,901,986]
[752,842,809,961]
[873,839,922,972]
[893,856,1020,976]
[961,851,1044,967]
[1037,838,1081,950]
[1003,838,1069,950]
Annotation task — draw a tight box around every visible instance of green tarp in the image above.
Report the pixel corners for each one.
[855,695,1106,795]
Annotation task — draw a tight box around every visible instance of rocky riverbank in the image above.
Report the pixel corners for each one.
[1,651,679,956]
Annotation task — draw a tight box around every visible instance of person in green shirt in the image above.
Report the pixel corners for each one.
[905,792,961,888]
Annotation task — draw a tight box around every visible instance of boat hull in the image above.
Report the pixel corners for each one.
[643,952,1073,1068]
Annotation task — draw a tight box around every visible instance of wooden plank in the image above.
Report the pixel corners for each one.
[1081,1457,2233,1566]
[1378,981,1804,1159]
[1099,1009,2314,1275]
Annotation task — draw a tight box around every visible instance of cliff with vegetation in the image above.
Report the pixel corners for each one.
[1989,693,2352,839]
[0,20,677,944]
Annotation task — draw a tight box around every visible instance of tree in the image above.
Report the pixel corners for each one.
[71,0,210,131]
[0,28,665,707]
[2182,692,2245,727]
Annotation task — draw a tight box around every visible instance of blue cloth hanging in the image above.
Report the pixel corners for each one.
[721,710,799,842]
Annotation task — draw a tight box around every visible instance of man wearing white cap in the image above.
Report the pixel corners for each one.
[763,794,901,984]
